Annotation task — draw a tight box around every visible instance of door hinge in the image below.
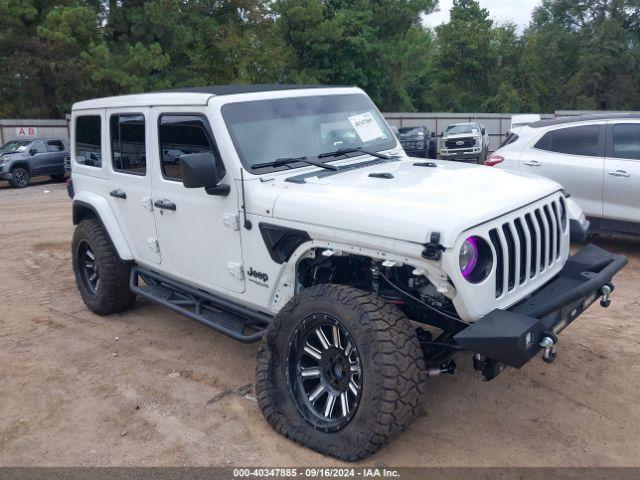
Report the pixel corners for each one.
[148,238,160,253]
[227,262,244,280]
[422,232,444,260]
[223,213,240,231]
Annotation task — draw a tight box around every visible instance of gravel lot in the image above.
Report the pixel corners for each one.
[1,179,639,467]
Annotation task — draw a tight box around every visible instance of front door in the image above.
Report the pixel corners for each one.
[106,107,161,264]
[603,121,640,223]
[150,108,245,293]
[28,140,49,175]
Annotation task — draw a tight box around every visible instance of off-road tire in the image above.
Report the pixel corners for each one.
[50,173,66,182]
[72,218,135,315]
[256,284,426,461]
[9,166,30,188]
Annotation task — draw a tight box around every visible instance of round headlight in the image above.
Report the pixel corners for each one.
[459,236,493,283]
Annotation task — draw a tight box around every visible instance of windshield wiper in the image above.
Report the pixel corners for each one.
[317,147,398,160]
[251,156,338,171]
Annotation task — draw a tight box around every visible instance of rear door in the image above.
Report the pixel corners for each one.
[45,140,66,173]
[522,123,605,218]
[603,121,640,223]
[105,107,161,264]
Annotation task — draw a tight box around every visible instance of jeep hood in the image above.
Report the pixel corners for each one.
[268,158,562,248]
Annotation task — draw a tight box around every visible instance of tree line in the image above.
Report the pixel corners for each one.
[1,0,639,118]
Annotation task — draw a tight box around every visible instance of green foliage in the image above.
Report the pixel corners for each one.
[0,0,639,117]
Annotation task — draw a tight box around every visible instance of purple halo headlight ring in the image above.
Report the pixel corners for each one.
[459,236,480,279]
[459,236,493,283]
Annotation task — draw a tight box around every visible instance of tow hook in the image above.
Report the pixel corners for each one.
[600,284,613,308]
[539,335,557,363]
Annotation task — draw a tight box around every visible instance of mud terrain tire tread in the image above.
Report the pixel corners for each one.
[72,218,135,315]
[255,283,426,461]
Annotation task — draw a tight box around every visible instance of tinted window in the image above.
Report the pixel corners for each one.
[500,133,519,148]
[612,124,640,160]
[47,140,65,152]
[75,116,102,167]
[110,114,146,174]
[31,141,47,153]
[534,125,601,156]
[158,115,219,180]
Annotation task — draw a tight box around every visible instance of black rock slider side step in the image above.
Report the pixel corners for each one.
[130,267,271,343]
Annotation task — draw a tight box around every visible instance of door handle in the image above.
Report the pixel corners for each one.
[523,160,541,167]
[109,189,127,199]
[153,199,177,211]
[608,170,630,178]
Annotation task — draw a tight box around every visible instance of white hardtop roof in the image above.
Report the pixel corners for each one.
[72,84,353,111]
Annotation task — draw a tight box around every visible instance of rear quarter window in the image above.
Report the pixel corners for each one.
[75,116,102,167]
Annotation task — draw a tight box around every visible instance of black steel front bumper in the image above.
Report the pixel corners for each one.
[454,244,627,376]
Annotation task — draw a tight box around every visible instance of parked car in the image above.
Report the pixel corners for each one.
[0,138,69,188]
[487,114,640,234]
[69,85,625,461]
[509,114,542,134]
[439,122,490,163]
[397,126,437,158]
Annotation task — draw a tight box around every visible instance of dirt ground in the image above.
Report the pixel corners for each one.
[0,178,639,467]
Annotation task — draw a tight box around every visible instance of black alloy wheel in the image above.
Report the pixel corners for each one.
[77,240,100,294]
[287,314,362,432]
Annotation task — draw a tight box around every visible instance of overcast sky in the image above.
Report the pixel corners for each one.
[422,0,542,33]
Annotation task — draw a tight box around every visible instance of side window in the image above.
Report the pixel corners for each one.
[158,114,221,181]
[31,141,47,153]
[534,125,601,157]
[75,116,102,167]
[110,114,146,175]
[612,124,640,160]
[46,140,65,152]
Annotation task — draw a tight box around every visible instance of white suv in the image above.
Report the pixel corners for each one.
[68,86,626,461]
[488,114,640,234]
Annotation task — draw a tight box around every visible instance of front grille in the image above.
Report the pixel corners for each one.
[488,196,567,298]
[445,137,475,149]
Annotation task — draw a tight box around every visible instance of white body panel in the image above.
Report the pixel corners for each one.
[71,87,574,322]
[603,119,640,224]
[493,117,640,227]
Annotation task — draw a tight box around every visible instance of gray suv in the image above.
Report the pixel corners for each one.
[0,138,69,188]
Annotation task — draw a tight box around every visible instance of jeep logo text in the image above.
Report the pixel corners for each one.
[247,267,269,283]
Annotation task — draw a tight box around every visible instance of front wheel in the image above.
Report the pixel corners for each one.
[9,166,30,188]
[256,284,426,461]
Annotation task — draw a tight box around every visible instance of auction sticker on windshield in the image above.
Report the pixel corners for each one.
[348,112,384,142]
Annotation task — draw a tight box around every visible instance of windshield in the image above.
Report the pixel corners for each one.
[398,127,424,136]
[445,124,478,135]
[221,93,396,172]
[0,140,30,153]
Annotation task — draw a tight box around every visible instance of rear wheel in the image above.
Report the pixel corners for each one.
[256,284,426,461]
[9,166,30,188]
[72,218,136,315]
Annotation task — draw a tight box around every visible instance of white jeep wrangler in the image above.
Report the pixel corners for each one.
[69,85,626,461]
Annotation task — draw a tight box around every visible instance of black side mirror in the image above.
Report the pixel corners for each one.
[180,152,229,196]
[29,148,37,156]
[481,128,486,135]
